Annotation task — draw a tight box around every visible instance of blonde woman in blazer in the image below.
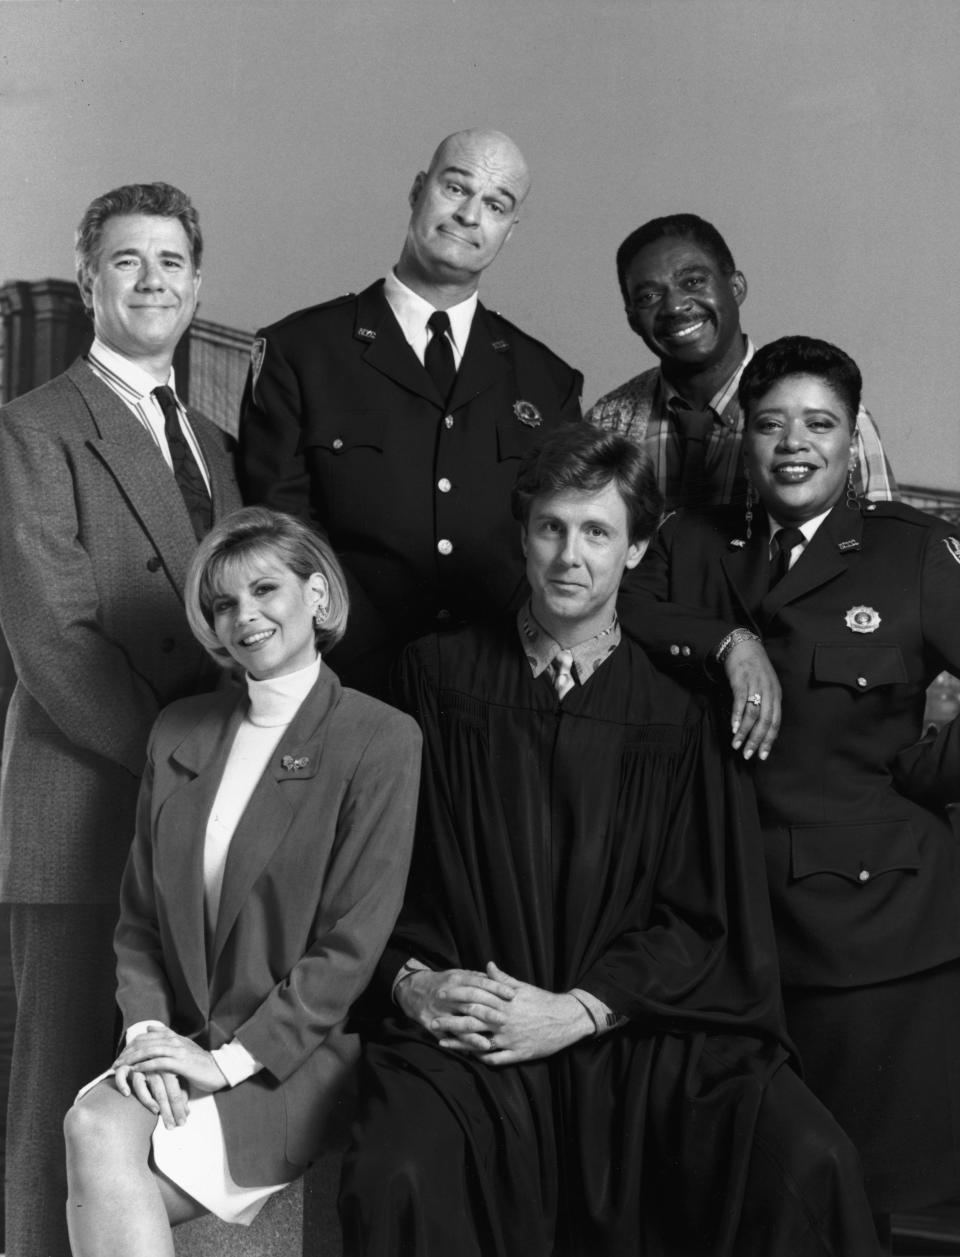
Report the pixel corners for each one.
[63,507,421,1255]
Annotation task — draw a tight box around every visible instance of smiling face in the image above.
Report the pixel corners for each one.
[210,555,327,681]
[744,374,856,525]
[522,481,646,646]
[623,236,746,377]
[80,213,200,372]
[397,129,530,295]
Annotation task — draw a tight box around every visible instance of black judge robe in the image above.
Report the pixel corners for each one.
[342,620,875,1257]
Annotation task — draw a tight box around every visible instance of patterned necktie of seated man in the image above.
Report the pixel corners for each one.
[424,310,457,405]
[769,525,806,588]
[152,385,212,541]
[552,648,575,700]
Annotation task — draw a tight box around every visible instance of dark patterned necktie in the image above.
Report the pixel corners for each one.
[769,526,805,588]
[671,403,714,507]
[425,310,456,405]
[152,385,212,541]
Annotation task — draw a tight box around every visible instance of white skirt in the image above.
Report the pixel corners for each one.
[76,1069,289,1226]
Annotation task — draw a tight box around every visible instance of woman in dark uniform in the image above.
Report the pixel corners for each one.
[623,336,960,1239]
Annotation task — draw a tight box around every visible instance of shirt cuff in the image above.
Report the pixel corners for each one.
[391,956,431,1004]
[569,989,628,1036]
[211,1038,262,1087]
[125,1019,167,1045]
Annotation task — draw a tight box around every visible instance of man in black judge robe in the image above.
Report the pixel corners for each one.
[341,424,878,1256]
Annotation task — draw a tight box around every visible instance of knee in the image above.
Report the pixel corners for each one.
[63,1094,122,1176]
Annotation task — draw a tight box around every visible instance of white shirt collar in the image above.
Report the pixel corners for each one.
[89,336,178,401]
[382,269,478,359]
[768,507,833,548]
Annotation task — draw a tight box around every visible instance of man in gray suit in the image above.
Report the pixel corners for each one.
[0,182,240,1257]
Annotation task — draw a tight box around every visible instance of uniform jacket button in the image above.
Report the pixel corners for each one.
[437,478,452,493]
[161,637,176,654]
[146,556,162,572]
[437,539,453,556]
[670,644,680,656]
[332,437,344,451]
[857,676,868,688]
[858,868,871,882]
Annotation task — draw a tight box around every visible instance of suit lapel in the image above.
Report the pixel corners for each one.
[68,359,198,595]
[155,692,246,1016]
[209,668,341,970]
[191,411,240,520]
[719,523,771,630]
[446,304,510,412]
[759,502,863,623]
[355,282,440,405]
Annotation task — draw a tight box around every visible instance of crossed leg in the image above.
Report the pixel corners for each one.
[64,1079,207,1257]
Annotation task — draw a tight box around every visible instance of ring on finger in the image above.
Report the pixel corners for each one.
[747,692,762,707]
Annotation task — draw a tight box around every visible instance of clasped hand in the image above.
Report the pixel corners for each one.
[398,961,593,1066]
[112,1028,227,1129]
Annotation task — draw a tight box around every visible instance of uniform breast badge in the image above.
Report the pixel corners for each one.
[844,606,881,634]
[513,400,542,428]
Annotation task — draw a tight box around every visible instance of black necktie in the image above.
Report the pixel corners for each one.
[424,310,456,405]
[671,403,714,507]
[769,526,805,588]
[153,385,212,541]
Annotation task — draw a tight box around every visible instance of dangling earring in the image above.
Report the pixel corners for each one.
[744,472,756,540]
[314,604,329,627]
[845,453,859,510]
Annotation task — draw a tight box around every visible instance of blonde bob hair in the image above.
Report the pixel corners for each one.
[185,507,349,666]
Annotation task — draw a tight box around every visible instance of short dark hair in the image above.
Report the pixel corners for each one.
[185,507,350,666]
[616,213,736,304]
[75,182,202,286]
[511,423,663,544]
[738,336,862,429]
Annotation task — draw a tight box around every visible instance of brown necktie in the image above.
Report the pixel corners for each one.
[153,386,212,541]
[424,310,456,405]
[769,526,805,588]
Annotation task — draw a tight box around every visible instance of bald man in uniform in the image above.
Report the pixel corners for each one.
[237,128,582,696]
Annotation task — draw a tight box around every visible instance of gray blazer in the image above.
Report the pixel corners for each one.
[0,357,241,904]
[116,668,421,1185]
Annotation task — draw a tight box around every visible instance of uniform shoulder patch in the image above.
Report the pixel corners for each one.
[943,536,960,566]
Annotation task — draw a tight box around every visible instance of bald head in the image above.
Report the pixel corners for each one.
[396,127,531,304]
[425,129,531,205]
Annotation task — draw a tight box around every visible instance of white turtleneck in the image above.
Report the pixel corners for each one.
[199,656,321,1086]
[204,655,321,927]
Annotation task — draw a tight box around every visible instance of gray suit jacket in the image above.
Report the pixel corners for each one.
[116,669,421,1184]
[0,357,241,903]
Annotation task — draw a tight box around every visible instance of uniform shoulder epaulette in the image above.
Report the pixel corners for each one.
[483,307,575,370]
[861,499,947,528]
[260,292,357,334]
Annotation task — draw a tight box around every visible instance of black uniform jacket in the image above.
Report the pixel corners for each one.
[621,498,960,990]
[236,280,582,691]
